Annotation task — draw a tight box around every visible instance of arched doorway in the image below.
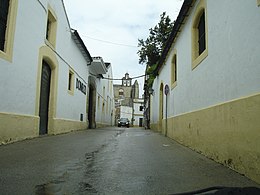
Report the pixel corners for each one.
[159,83,164,132]
[36,46,59,135]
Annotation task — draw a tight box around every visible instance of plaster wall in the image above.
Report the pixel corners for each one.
[0,0,90,143]
[120,106,132,121]
[95,66,114,127]
[0,1,46,115]
[133,99,144,126]
[150,0,260,183]
[169,0,260,116]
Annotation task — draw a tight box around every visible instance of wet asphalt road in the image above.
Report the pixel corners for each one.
[0,127,259,195]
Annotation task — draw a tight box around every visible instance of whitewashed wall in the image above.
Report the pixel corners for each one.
[0,0,90,121]
[133,99,144,126]
[95,65,115,126]
[120,106,132,121]
[0,1,46,115]
[151,0,260,123]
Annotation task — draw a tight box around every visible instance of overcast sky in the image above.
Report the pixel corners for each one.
[63,0,184,96]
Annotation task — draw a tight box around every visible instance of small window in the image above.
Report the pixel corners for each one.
[0,0,10,51]
[0,0,18,61]
[198,12,206,55]
[191,0,208,69]
[171,52,177,88]
[119,89,124,96]
[80,113,83,121]
[98,96,100,108]
[123,80,127,86]
[46,8,57,47]
[139,106,143,111]
[68,70,74,94]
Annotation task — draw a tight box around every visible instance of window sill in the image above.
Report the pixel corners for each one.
[171,81,177,90]
[67,90,74,96]
[0,50,12,62]
[192,49,208,70]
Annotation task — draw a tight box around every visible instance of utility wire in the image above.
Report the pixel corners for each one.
[102,74,146,80]
[81,34,137,48]
[45,41,88,85]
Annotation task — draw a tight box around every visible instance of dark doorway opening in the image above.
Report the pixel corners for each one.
[39,61,51,135]
[88,85,96,129]
[139,118,143,127]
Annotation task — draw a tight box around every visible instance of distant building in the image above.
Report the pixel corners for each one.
[133,98,144,127]
[113,73,143,126]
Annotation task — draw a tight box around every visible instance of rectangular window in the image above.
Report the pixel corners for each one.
[139,106,143,111]
[68,72,73,90]
[0,0,17,61]
[46,8,57,47]
[68,70,74,94]
[0,0,10,51]
[171,52,177,88]
[46,19,51,40]
[191,0,208,70]
[198,12,206,55]
[98,96,100,109]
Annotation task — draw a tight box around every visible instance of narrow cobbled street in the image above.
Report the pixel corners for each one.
[0,127,259,194]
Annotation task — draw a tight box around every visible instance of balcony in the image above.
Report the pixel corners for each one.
[90,56,108,75]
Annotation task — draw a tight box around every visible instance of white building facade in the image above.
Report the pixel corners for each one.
[120,106,132,122]
[89,58,115,128]
[150,0,260,183]
[0,0,96,144]
[133,98,144,127]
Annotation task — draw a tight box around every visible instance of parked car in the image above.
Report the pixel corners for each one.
[118,118,130,128]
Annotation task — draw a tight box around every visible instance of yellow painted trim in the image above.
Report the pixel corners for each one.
[150,123,160,132]
[45,5,57,49]
[52,118,87,134]
[96,122,112,128]
[158,93,260,184]
[171,82,177,90]
[0,112,39,145]
[67,69,75,95]
[35,46,59,134]
[0,0,18,62]
[191,0,208,70]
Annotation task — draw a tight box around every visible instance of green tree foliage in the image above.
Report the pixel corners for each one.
[137,12,174,88]
[146,64,157,88]
[137,12,174,67]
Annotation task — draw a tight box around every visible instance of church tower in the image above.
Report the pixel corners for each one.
[122,73,132,87]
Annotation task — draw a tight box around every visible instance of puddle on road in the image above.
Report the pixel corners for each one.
[35,180,64,195]
[115,130,125,137]
[34,138,115,194]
